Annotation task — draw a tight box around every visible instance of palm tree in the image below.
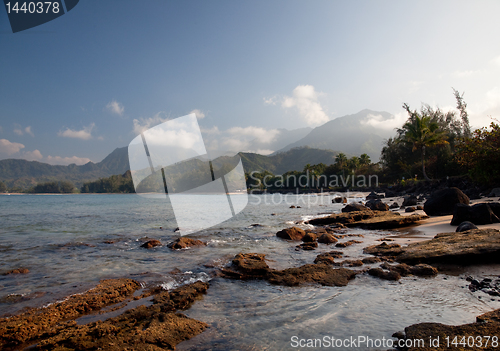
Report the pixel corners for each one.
[399,105,449,181]
[359,153,371,166]
[335,153,347,178]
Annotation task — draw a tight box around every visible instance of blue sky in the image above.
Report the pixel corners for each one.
[1,0,500,165]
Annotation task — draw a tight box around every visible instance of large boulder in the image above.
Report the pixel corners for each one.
[451,203,500,225]
[342,203,370,213]
[489,188,500,197]
[365,199,389,211]
[402,195,418,207]
[276,227,306,241]
[317,233,338,244]
[456,221,478,232]
[423,187,469,216]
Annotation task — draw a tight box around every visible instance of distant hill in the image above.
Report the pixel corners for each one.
[239,147,341,175]
[0,146,341,189]
[276,109,397,161]
[0,147,129,189]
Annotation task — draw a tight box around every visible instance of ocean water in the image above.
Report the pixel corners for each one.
[1,194,499,350]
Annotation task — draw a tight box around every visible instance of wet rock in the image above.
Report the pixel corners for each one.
[410,264,438,276]
[489,188,500,197]
[363,242,403,256]
[362,257,382,264]
[335,240,363,248]
[365,199,389,211]
[32,282,209,351]
[306,210,374,226]
[345,212,428,230]
[332,196,347,203]
[423,187,470,216]
[402,194,418,207]
[342,203,370,212]
[141,239,162,249]
[395,229,500,264]
[405,206,416,212]
[416,205,424,210]
[290,205,296,208]
[335,259,363,267]
[366,191,381,200]
[389,202,399,209]
[3,268,29,275]
[276,226,306,241]
[451,203,500,225]
[399,308,500,351]
[0,279,141,349]
[296,242,318,250]
[230,253,270,277]
[302,232,317,242]
[317,233,338,244]
[167,237,206,250]
[367,268,401,281]
[267,264,356,287]
[314,251,344,264]
[456,221,478,232]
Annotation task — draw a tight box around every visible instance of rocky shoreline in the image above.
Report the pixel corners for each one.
[3,187,500,350]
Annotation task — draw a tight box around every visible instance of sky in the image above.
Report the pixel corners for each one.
[1,0,500,165]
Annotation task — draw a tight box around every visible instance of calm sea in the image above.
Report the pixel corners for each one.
[1,194,498,350]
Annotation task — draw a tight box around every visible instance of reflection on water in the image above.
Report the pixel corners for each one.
[1,194,499,349]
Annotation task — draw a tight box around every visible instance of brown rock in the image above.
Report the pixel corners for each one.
[368,267,401,281]
[363,242,403,257]
[296,242,318,250]
[276,226,306,241]
[167,237,206,250]
[3,268,29,275]
[335,240,363,248]
[317,233,338,244]
[230,253,270,277]
[267,264,356,287]
[362,257,382,264]
[140,239,162,249]
[302,232,317,242]
[423,187,470,216]
[314,251,344,264]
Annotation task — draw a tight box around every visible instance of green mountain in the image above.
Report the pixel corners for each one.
[0,146,341,190]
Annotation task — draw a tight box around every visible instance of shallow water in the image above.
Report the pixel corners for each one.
[1,194,499,349]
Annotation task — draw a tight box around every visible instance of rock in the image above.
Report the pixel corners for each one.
[423,187,470,216]
[402,194,418,207]
[231,253,270,277]
[141,239,162,249]
[405,206,416,212]
[335,240,362,248]
[456,221,478,232]
[395,229,500,264]
[276,227,306,241]
[296,242,318,250]
[346,212,428,230]
[167,237,206,250]
[342,203,370,212]
[314,251,344,264]
[332,196,347,203]
[267,264,356,287]
[307,210,374,226]
[451,203,500,225]
[302,232,317,242]
[416,205,424,210]
[365,199,389,211]
[367,268,401,281]
[336,259,363,267]
[399,308,500,351]
[410,263,438,276]
[3,268,29,275]
[317,233,338,244]
[385,190,397,198]
[290,205,296,208]
[362,257,382,264]
[363,242,403,257]
[489,188,500,197]
[366,191,381,200]
[389,202,399,209]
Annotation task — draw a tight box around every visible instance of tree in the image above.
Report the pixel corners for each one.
[453,88,471,139]
[359,154,371,166]
[0,181,6,193]
[399,103,449,181]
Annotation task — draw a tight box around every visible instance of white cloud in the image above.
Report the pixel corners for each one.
[362,113,408,131]
[0,139,25,155]
[25,126,34,137]
[280,85,329,126]
[263,96,278,105]
[201,126,220,135]
[491,55,500,66]
[133,112,169,135]
[226,126,280,144]
[106,100,124,116]
[190,109,205,119]
[46,155,92,166]
[14,125,34,137]
[58,123,95,140]
[23,149,43,161]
